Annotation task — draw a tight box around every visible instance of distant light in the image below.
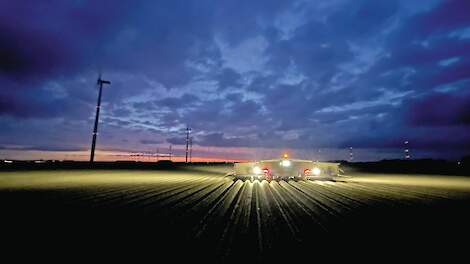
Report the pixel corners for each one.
[253,166,262,174]
[283,153,288,158]
[312,167,321,176]
[4,160,13,163]
[281,160,291,167]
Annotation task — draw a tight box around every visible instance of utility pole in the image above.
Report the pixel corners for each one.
[90,74,111,163]
[404,141,410,160]
[185,127,191,163]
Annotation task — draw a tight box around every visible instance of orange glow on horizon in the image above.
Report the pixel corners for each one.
[0,149,249,163]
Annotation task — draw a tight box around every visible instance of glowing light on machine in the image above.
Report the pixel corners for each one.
[304,169,310,175]
[283,153,288,158]
[253,166,262,174]
[263,168,270,174]
[281,160,291,167]
[312,167,321,176]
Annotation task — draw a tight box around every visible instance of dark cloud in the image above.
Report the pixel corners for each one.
[0,145,85,152]
[267,21,354,79]
[406,92,470,127]
[212,0,291,46]
[399,0,470,39]
[327,0,399,39]
[216,68,243,90]
[197,133,247,147]
[111,107,132,118]
[158,94,200,108]
[0,80,92,119]
[166,137,187,145]
[140,139,163,145]
[0,1,132,79]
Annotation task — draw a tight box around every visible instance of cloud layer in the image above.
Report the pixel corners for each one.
[1,0,469,161]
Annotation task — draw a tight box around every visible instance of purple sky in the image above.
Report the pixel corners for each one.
[1,0,470,161]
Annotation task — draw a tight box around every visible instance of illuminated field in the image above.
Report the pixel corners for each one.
[1,166,469,261]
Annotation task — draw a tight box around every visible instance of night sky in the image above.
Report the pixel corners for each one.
[1,0,470,161]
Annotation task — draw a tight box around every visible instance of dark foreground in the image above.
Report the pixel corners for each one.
[1,166,469,262]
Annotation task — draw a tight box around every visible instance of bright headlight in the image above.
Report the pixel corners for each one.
[281,160,291,167]
[253,166,262,174]
[312,167,321,176]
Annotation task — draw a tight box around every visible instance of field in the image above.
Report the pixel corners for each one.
[1,165,470,261]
